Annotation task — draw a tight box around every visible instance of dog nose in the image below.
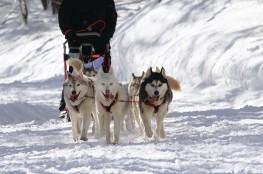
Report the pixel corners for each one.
[154,90,159,96]
[105,89,110,94]
[72,90,77,95]
[68,66,74,74]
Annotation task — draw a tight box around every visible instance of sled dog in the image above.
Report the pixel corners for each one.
[128,72,145,133]
[64,58,99,142]
[95,67,130,144]
[139,67,180,139]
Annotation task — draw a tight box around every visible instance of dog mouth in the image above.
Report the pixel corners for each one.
[148,95,160,103]
[102,90,115,100]
[70,92,80,102]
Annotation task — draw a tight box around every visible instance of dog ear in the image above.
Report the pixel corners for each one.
[156,66,161,73]
[145,67,152,78]
[63,79,69,86]
[160,67,166,78]
[141,71,145,78]
[67,72,73,80]
[132,73,135,78]
[75,70,84,81]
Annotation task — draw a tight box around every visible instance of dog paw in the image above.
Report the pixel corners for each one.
[153,131,160,141]
[80,137,88,141]
[160,129,166,139]
[145,130,153,138]
[112,140,119,145]
[73,138,80,143]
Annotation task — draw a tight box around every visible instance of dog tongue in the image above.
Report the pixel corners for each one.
[149,96,159,103]
[104,91,114,100]
[70,95,78,102]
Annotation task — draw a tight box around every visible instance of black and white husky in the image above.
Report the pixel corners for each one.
[139,67,180,139]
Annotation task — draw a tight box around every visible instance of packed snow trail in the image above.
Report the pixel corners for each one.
[1,106,263,173]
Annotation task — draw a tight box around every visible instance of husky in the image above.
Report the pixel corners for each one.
[139,67,180,139]
[95,67,130,144]
[84,67,97,78]
[128,72,145,133]
[63,58,99,142]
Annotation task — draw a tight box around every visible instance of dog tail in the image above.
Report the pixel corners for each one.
[167,75,181,91]
[66,58,84,73]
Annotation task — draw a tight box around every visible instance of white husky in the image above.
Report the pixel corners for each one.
[63,58,99,142]
[138,67,180,139]
[95,67,130,144]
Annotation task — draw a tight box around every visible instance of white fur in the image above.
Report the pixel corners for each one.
[64,59,99,142]
[95,68,130,144]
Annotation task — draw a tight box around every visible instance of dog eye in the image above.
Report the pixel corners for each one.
[76,83,80,87]
[109,82,113,86]
[151,84,155,87]
[158,84,162,87]
[69,84,72,87]
[101,83,105,86]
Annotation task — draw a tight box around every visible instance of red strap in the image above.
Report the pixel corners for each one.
[91,54,101,59]
[64,29,72,36]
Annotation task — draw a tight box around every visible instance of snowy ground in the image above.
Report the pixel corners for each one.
[1,0,263,173]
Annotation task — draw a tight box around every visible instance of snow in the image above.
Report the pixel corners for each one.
[0,0,263,173]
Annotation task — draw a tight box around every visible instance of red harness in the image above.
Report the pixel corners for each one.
[144,96,165,113]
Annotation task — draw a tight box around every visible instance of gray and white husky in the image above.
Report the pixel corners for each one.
[63,59,99,142]
[139,67,180,139]
[95,67,130,144]
[128,72,145,133]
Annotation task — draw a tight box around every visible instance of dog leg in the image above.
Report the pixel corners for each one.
[156,108,167,139]
[80,112,92,141]
[104,113,112,144]
[140,110,153,138]
[93,112,101,138]
[134,102,144,134]
[71,117,79,142]
[125,111,133,132]
[113,114,123,144]
[90,113,95,135]
[156,114,165,139]
[97,111,105,137]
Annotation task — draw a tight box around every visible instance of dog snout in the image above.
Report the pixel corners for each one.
[105,89,110,94]
[154,90,159,96]
[72,90,77,95]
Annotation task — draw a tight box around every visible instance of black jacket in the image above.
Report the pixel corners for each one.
[58,0,117,44]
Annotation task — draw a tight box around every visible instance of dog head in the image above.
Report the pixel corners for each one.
[66,58,84,74]
[95,67,119,101]
[85,67,97,78]
[140,67,169,102]
[128,71,144,96]
[63,73,89,105]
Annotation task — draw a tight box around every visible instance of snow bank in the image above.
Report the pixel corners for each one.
[112,0,263,109]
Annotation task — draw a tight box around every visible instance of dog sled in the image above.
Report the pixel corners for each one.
[63,32,104,79]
